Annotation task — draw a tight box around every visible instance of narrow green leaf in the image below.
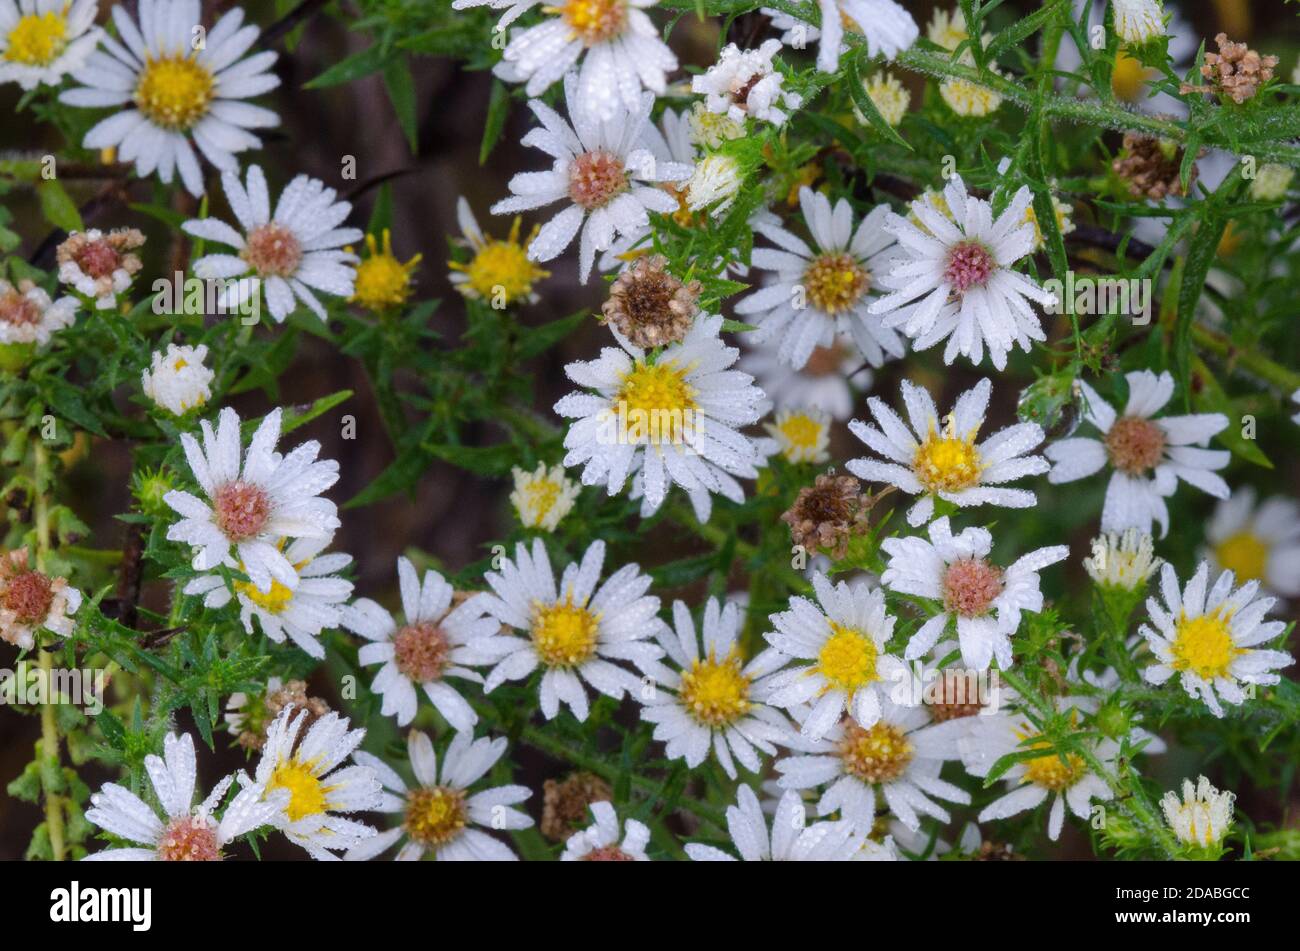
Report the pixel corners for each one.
[845,54,912,151]
[479,79,511,165]
[382,55,419,153]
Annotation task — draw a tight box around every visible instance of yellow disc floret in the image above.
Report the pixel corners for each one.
[352,230,421,312]
[679,650,752,727]
[134,55,215,131]
[532,595,600,668]
[1021,742,1087,792]
[616,359,698,444]
[817,621,880,692]
[4,11,68,66]
[803,252,870,315]
[1214,532,1269,583]
[553,0,627,45]
[1172,611,1241,681]
[404,787,468,847]
[266,758,331,822]
[838,720,914,783]
[449,218,548,306]
[913,416,983,493]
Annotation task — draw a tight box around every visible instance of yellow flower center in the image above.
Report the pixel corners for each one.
[1111,49,1154,103]
[554,0,627,45]
[450,217,548,305]
[352,232,419,311]
[404,787,468,847]
[803,252,869,315]
[134,56,215,131]
[1214,531,1269,583]
[4,11,68,66]
[913,418,982,493]
[1171,611,1241,681]
[817,621,879,692]
[838,720,914,783]
[235,576,294,614]
[678,650,752,727]
[616,360,698,444]
[266,758,331,822]
[523,479,562,521]
[1021,741,1087,792]
[775,412,824,458]
[531,596,600,668]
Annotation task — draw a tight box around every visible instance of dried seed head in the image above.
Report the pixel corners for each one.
[1192,33,1278,104]
[240,679,332,751]
[781,474,875,559]
[541,771,612,841]
[1112,133,1198,200]
[601,255,700,349]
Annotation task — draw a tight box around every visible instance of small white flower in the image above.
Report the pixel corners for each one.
[762,573,909,740]
[640,598,790,778]
[692,39,802,127]
[491,74,691,282]
[1084,528,1161,591]
[857,71,909,126]
[342,557,500,730]
[1111,0,1166,46]
[84,732,286,861]
[1139,561,1294,718]
[0,548,81,653]
[163,406,341,593]
[734,186,906,371]
[554,313,767,522]
[510,462,580,532]
[1044,370,1229,537]
[0,0,100,90]
[775,694,971,833]
[686,99,745,149]
[1161,775,1234,848]
[763,0,918,74]
[880,516,1068,670]
[685,154,743,218]
[561,801,651,860]
[474,539,666,721]
[1248,163,1293,202]
[761,407,832,464]
[56,228,146,310]
[939,71,1003,116]
[459,0,677,124]
[184,535,353,659]
[346,731,533,861]
[0,278,77,346]
[1203,487,1300,601]
[686,785,867,861]
[870,175,1057,371]
[59,0,280,196]
[739,338,870,421]
[847,376,1049,527]
[252,708,381,860]
[141,343,214,416]
[184,165,361,322]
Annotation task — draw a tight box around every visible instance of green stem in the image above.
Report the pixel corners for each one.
[1190,324,1300,394]
[33,443,65,861]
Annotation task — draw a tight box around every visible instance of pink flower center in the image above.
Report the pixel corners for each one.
[3,570,54,624]
[1104,415,1166,475]
[157,816,222,861]
[0,290,41,327]
[941,557,1004,617]
[393,621,451,683]
[242,223,303,277]
[943,240,997,295]
[568,150,628,210]
[76,240,123,279]
[584,845,635,861]
[213,480,271,542]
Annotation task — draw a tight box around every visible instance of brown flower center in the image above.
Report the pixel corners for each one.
[803,252,870,314]
[838,720,914,783]
[941,557,1004,618]
[928,669,986,721]
[392,621,451,683]
[242,223,303,277]
[404,787,467,846]
[1104,415,1166,475]
[212,481,271,542]
[584,845,635,861]
[568,150,628,210]
[3,569,54,624]
[157,816,222,861]
[76,240,124,279]
[0,289,41,327]
[601,255,700,349]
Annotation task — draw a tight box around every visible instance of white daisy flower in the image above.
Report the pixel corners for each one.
[685,154,744,218]
[775,695,972,834]
[1084,528,1161,591]
[346,731,533,861]
[734,186,906,372]
[1139,561,1294,718]
[1044,370,1229,537]
[490,74,691,282]
[0,0,99,89]
[474,539,666,721]
[1112,0,1166,45]
[761,407,832,465]
[880,516,1068,670]
[869,175,1057,371]
[554,313,767,522]
[510,462,580,532]
[1161,775,1234,848]
[692,39,802,127]
[1203,487,1300,601]
[141,343,214,416]
[183,535,353,659]
[0,548,81,651]
[560,801,651,860]
[56,228,145,310]
[343,557,499,731]
[685,785,867,861]
[762,0,918,74]
[959,703,1116,841]
[163,406,341,593]
[59,0,280,196]
[739,338,871,421]
[639,598,790,779]
[84,732,286,861]
[252,708,381,860]
[457,0,677,124]
[183,165,361,322]
[761,573,909,740]
[846,376,1049,527]
[0,278,77,346]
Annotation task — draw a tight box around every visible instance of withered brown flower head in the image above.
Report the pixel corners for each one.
[238,679,331,751]
[781,474,876,559]
[1112,133,1198,200]
[541,771,612,841]
[600,255,701,349]
[1195,33,1279,105]
[56,229,146,307]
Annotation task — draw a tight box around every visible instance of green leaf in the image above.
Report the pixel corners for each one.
[305,43,388,89]
[480,79,511,165]
[514,310,587,361]
[282,390,353,435]
[720,318,759,334]
[426,441,518,476]
[383,55,419,153]
[37,180,83,232]
[845,54,912,151]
